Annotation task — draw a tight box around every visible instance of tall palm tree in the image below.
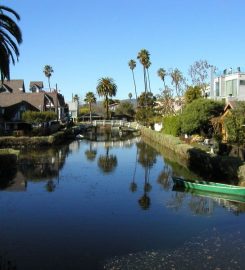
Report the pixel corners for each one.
[0,5,22,81]
[96,77,117,119]
[84,91,96,123]
[137,49,150,94]
[145,60,152,93]
[128,59,138,102]
[43,65,54,91]
[157,68,167,90]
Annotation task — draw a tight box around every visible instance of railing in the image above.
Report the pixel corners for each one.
[92,120,133,128]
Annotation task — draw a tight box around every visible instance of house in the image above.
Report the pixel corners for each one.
[211,101,238,142]
[29,81,44,92]
[67,99,79,122]
[0,80,67,130]
[208,67,245,102]
[0,79,25,93]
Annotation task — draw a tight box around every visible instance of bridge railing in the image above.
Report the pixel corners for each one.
[92,120,128,127]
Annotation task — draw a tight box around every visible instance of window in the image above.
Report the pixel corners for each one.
[240,80,245,85]
[226,79,237,96]
[215,82,219,96]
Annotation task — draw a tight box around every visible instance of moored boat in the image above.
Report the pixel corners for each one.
[172,176,245,197]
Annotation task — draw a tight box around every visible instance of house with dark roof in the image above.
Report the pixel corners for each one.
[0,80,67,130]
[29,81,44,93]
[0,79,25,93]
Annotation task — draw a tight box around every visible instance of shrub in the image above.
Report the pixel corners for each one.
[162,115,181,136]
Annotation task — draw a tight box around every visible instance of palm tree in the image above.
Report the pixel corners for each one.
[137,49,150,94]
[84,91,96,123]
[96,77,117,119]
[43,65,54,91]
[145,60,152,93]
[0,5,22,81]
[157,68,167,90]
[128,59,138,102]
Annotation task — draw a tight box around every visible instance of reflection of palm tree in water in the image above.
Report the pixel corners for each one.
[130,147,138,192]
[85,142,97,162]
[98,146,117,173]
[136,142,157,210]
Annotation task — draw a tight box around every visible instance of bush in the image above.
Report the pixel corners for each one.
[162,115,181,136]
[22,111,56,124]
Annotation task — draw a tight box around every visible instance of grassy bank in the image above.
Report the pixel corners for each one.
[140,126,244,184]
[0,130,72,148]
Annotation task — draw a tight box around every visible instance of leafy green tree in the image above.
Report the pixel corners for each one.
[163,115,181,136]
[115,101,135,117]
[224,101,245,146]
[0,5,22,81]
[43,65,54,91]
[180,98,224,135]
[96,77,117,119]
[128,92,132,100]
[184,85,202,104]
[84,91,96,123]
[136,92,157,126]
[128,59,138,102]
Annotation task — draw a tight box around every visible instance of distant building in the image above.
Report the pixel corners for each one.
[29,81,44,92]
[207,67,245,102]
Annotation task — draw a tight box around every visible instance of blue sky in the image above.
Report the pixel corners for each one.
[2,0,245,102]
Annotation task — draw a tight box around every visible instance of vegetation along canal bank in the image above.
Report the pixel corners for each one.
[140,126,245,185]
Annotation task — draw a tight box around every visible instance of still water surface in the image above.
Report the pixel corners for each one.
[0,137,244,269]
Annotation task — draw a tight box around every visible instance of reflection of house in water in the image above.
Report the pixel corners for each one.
[3,171,27,192]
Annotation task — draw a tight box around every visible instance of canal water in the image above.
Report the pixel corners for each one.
[0,137,244,269]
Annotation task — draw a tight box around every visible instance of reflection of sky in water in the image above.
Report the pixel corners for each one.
[0,138,244,269]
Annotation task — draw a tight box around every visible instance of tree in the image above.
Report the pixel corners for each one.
[145,60,152,93]
[137,49,150,94]
[180,98,224,135]
[128,59,138,102]
[136,92,157,126]
[224,101,245,147]
[128,92,132,100]
[170,68,186,109]
[115,101,135,117]
[43,65,54,91]
[188,60,212,95]
[84,91,96,123]
[184,85,202,104]
[96,77,117,119]
[0,5,22,81]
[157,68,167,90]
[156,87,175,115]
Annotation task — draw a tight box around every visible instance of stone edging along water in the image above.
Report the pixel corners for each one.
[139,126,245,185]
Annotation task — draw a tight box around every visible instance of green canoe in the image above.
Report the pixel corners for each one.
[172,177,245,198]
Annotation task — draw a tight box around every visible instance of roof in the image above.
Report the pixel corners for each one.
[224,100,238,111]
[46,91,66,107]
[30,81,44,89]
[0,80,25,93]
[0,92,46,110]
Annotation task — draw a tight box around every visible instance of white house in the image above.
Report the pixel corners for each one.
[207,67,245,102]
